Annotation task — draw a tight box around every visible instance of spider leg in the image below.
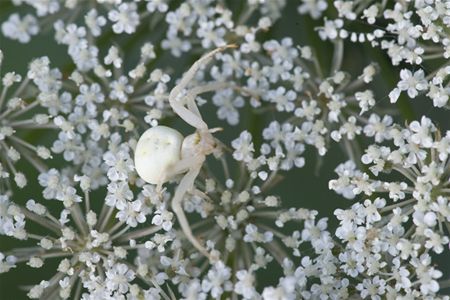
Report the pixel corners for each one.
[190,188,212,203]
[170,157,212,259]
[184,82,233,118]
[166,156,202,177]
[154,155,204,194]
[168,97,208,130]
[170,45,236,101]
[168,45,236,130]
[171,81,233,131]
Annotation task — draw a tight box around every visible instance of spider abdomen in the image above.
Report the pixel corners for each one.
[134,125,183,184]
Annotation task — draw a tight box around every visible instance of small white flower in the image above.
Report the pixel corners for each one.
[1,14,39,43]
[409,116,435,148]
[213,89,244,125]
[396,69,428,99]
[108,3,140,34]
[232,131,255,163]
[298,0,328,20]
[234,270,257,299]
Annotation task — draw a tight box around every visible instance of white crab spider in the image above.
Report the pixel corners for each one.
[135,45,236,259]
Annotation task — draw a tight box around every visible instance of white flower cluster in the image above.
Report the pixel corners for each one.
[0,0,449,299]
[330,115,450,298]
[0,53,53,190]
[304,0,450,108]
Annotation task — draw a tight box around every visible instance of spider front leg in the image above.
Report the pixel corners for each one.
[169,156,212,259]
[184,81,234,118]
[169,82,234,134]
[168,45,236,130]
